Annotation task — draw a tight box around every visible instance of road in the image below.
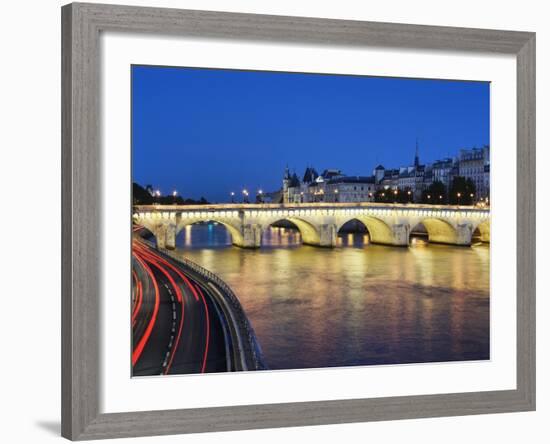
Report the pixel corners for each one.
[131,235,232,376]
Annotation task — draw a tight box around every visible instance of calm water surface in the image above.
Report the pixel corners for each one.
[172,224,490,370]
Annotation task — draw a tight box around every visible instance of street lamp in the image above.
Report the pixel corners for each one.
[242,189,249,203]
[457,192,461,205]
[172,190,177,204]
[257,189,263,204]
[230,191,235,203]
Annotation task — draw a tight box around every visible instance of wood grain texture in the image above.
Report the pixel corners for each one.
[62,3,101,439]
[516,35,536,409]
[76,2,532,53]
[61,2,536,440]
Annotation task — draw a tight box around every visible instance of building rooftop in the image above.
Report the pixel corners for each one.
[321,169,343,180]
[289,173,300,188]
[327,175,375,184]
[384,169,400,177]
[302,167,319,183]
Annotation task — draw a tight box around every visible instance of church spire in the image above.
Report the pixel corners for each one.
[284,164,290,180]
[414,138,420,167]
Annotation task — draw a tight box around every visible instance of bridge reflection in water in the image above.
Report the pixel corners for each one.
[166,222,490,370]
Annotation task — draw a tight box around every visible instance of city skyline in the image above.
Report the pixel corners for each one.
[132,65,489,202]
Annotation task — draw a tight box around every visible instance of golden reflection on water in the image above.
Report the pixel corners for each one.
[174,224,490,370]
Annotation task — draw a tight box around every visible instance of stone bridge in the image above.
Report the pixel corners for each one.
[133,203,490,249]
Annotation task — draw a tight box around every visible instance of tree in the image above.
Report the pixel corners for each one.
[374,189,393,203]
[373,188,413,204]
[400,186,414,203]
[133,182,154,205]
[449,176,476,205]
[132,182,210,205]
[422,180,447,204]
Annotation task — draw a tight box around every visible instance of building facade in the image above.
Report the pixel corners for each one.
[458,145,490,199]
[280,166,376,204]
[269,143,490,205]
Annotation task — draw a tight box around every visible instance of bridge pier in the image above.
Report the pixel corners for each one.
[150,224,177,250]
[390,224,409,246]
[319,224,337,247]
[165,224,176,250]
[456,223,474,246]
[152,225,167,249]
[241,223,262,248]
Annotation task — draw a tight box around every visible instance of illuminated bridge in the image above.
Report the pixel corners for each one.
[133,203,490,249]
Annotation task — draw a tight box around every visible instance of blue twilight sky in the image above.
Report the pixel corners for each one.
[132,65,489,203]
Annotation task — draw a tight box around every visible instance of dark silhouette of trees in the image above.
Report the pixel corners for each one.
[421,180,447,204]
[374,189,393,203]
[132,183,210,205]
[374,187,413,203]
[449,176,476,205]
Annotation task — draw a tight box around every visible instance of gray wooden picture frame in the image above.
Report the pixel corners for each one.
[61,2,536,440]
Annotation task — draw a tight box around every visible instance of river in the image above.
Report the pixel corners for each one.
[170,223,490,371]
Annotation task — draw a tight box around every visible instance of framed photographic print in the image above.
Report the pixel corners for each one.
[61,2,536,440]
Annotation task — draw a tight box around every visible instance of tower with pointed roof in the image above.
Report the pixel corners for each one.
[414,139,420,168]
[282,165,291,203]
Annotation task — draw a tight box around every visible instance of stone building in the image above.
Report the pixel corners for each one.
[458,145,490,199]
[375,144,426,200]
[271,143,490,205]
[325,176,376,202]
[280,166,376,204]
[431,157,456,190]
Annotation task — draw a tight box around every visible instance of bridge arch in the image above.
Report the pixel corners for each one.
[473,220,490,243]
[132,217,175,249]
[176,219,245,247]
[410,218,459,245]
[132,223,155,240]
[266,217,321,246]
[336,216,394,245]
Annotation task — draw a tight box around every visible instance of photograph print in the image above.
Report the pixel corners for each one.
[131,66,490,377]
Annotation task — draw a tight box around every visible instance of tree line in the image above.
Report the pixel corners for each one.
[133,183,209,205]
[374,177,478,205]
